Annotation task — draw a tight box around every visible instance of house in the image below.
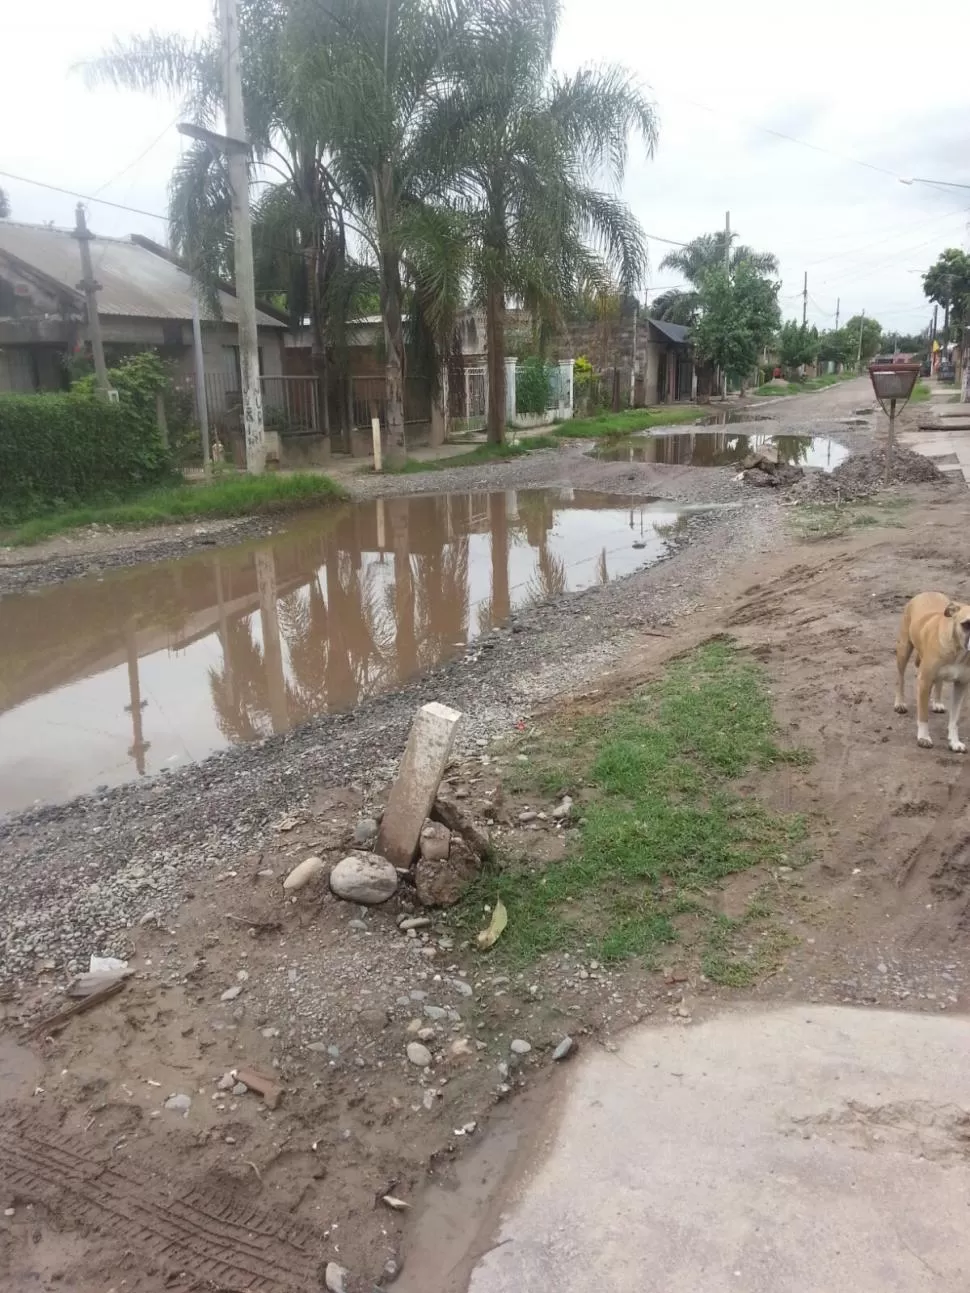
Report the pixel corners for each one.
[642,319,697,403]
[0,221,287,406]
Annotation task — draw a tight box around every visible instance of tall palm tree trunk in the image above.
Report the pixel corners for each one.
[485,278,506,445]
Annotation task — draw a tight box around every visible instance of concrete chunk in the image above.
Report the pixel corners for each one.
[378,702,462,868]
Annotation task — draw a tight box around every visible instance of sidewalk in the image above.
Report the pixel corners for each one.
[899,379,970,485]
[465,1005,970,1293]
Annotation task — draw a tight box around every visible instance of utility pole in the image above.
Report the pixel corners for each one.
[220,0,265,473]
[835,297,840,330]
[802,272,808,327]
[721,211,730,397]
[856,308,866,369]
[73,203,111,398]
[724,210,731,269]
[191,294,212,475]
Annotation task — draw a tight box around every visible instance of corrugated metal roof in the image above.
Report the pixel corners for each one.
[648,318,690,345]
[0,221,284,328]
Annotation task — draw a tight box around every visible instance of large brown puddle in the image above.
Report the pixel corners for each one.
[592,430,848,471]
[0,489,705,814]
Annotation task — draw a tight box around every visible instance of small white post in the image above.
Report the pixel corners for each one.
[371,415,383,472]
[505,356,517,424]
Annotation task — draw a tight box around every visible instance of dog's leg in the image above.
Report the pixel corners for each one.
[932,679,946,713]
[894,632,914,713]
[916,669,934,747]
[948,681,968,753]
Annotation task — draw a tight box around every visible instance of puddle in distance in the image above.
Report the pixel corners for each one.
[0,488,704,814]
[592,431,849,471]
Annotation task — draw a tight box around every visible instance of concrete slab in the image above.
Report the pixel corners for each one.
[467,1005,970,1293]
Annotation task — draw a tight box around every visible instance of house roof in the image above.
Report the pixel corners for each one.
[0,221,285,328]
[647,318,690,345]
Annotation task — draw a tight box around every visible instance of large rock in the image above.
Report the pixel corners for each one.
[415,835,481,907]
[329,853,398,905]
[420,820,452,862]
[377,702,462,868]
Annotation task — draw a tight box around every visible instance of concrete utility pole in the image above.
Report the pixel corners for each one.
[721,211,730,397]
[191,293,212,475]
[220,0,265,473]
[835,297,840,330]
[72,203,111,398]
[856,309,866,368]
[802,272,808,327]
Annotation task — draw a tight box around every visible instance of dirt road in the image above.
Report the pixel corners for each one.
[4,377,969,1292]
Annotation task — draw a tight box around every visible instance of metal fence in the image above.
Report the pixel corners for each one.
[454,365,488,433]
[205,373,323,438]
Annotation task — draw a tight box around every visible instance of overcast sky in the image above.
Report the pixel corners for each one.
[4,0,969,336]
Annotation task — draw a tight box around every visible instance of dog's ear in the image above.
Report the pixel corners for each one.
[945,601,960,618]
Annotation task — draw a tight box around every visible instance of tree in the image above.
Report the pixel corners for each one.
[777,320,817,374]
[83,4,367,445]
[654,231,779,327]
[0,188,9,219]
[843,314,882,364]
[692,261,780,392]
[923,249,970,340]
[818,326,854,368]
[433,0,657,442]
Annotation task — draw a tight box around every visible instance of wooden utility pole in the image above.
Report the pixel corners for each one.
[856,308,866,369]
[72,204,111,398]
[802,272,808,327]
[191,294,212,475]
[219,0,265,473]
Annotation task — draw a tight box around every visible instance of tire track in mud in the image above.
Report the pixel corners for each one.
[0,1113,327,1292]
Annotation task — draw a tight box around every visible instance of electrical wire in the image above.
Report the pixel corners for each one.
[91,116,181,197]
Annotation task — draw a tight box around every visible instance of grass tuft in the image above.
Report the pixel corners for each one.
[2,472,347,546]
[453,641,811,977]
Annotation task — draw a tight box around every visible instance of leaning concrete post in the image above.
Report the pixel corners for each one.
[377,702,462,868]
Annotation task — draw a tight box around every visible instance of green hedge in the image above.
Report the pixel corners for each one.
[0,391,172,521]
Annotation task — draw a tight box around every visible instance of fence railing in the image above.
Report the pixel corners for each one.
[205,374,323,437]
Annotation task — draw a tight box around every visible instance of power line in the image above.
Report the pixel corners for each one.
[0,168,169,221]
[91,116,181,197]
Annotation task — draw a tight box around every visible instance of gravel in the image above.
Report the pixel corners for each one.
[790,444,947,502]
[0,490,779,982]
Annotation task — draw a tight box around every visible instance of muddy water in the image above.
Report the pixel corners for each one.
[592,430,849,471]
[0,489,696,814]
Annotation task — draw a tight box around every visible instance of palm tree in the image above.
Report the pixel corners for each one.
[81,4,367,443]
[431,0,657,443]
[289,0,475,466]
[654,231,779,327]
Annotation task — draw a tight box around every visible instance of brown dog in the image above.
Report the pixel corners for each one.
[894,592,970,751]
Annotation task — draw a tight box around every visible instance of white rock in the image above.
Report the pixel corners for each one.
[551,796,573,821]
[325,1262,349,1293]
[164,1093,191,1113]
[283,855,326,892]
[407,1042,432,1067]
[552,1036,575,1061]
[330,854,398,905]
[510,1039,532,1056]
[220,985,242,1002]
[449,977,474,998]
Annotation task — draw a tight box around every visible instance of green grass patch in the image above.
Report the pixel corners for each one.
[552,406,701,438]
[910,381,931,402]
[1,472,347,546]
[753,372,855,397]
[370,439,558,475]
[454,641,811,976]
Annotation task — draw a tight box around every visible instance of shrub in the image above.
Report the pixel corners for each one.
[0,390,171,522]
[516,357,553,415]
[74,350,202,466]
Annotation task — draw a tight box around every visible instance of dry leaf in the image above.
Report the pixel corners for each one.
[477,898,508,950]
[381,1195,410,1211]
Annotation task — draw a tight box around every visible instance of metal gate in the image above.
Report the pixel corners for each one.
[456,365,488,433]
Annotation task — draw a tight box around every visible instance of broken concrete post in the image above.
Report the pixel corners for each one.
[377,702,462,868]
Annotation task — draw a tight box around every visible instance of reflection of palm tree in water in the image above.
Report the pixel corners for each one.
[772,435,811,465]
[413,535,470,663]
[208,615,288,743]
